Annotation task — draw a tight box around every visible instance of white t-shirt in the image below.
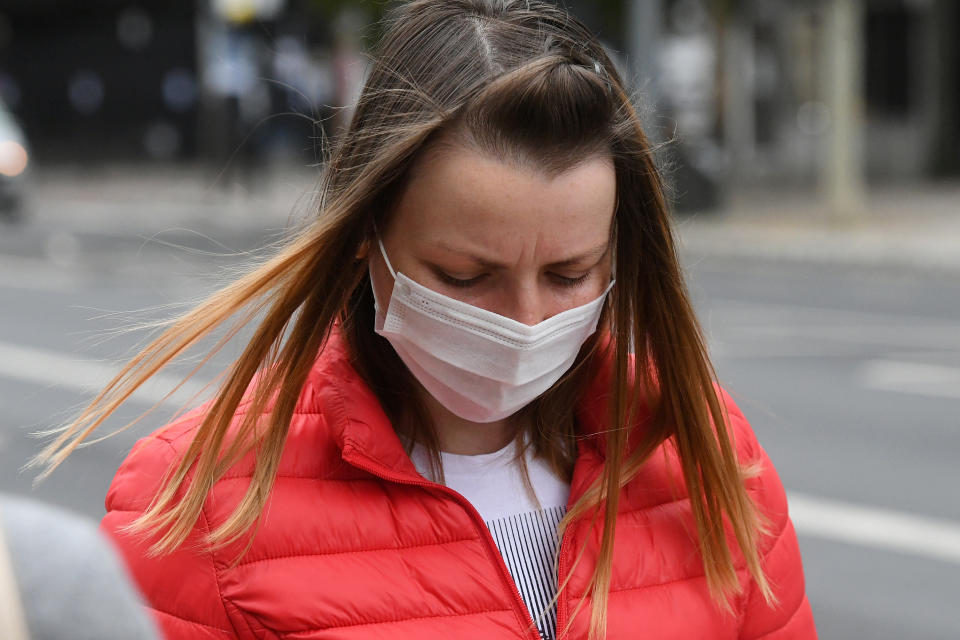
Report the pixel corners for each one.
[409,438,570,640]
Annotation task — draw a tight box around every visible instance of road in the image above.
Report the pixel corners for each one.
[1,221,958,638]
[685,254,960,639]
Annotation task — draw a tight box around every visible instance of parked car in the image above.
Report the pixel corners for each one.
[0,98,29,220]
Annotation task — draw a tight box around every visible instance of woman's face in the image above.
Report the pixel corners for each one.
[370,144,617,326]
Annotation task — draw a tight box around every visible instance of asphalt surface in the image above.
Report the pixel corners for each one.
[1,213,958,639]
[684,255,960,639]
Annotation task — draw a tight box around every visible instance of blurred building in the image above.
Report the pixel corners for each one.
[651,0,960,191]
[0,0,338,173]
[0,2,199,163]
[0,0,956,193]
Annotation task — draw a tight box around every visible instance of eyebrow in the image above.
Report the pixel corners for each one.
[434,241,610,270]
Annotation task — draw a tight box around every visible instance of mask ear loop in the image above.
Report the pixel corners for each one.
[608,222,618,285]
[371,222,398,279]
[377,236,398,280]
[368,223,396,317]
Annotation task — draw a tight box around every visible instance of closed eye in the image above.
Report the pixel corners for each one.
[438,271,591,288]
[437,271,487,288]
[551,272,590,287]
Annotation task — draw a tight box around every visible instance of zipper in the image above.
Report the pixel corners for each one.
[344,450,544,640]
[554,522,572,639]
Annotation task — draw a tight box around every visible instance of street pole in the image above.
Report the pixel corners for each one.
[720,6,754,184]
[823,0,866,222]
[628,0,663,136]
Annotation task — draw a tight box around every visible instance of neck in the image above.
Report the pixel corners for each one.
[419,389,520,455]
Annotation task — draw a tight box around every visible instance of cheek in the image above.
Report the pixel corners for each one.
[563,273,611,306]
[560,289,602,313]
[542,278,612,319]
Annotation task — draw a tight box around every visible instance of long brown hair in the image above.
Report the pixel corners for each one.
[33,1,773,638]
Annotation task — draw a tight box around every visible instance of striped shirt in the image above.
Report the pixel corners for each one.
[410,438,570,640]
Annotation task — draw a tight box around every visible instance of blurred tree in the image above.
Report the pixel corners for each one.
[931,0,959,176]
[574,0,628,52]
[705,0,745,22]
[304,0,390,48]
[705,0,745,143]
[303,0,630,53]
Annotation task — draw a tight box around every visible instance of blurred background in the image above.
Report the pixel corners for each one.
[0,1,957,638]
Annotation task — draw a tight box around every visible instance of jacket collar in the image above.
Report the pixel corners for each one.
[307,329,638,484]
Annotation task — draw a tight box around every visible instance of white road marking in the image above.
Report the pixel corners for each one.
[710,299,956,326]
[859,359,960,400]
[703,300,960,359]
[0,340,213,407]
[721,324,960,350]
[0,256,88,293]
[788,491,960,564]
[708,340,878,360]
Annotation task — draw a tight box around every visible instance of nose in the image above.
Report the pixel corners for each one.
[501,284,548,326]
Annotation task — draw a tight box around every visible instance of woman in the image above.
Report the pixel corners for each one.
[35,1,816,638]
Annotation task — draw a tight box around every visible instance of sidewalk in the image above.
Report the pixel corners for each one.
[10,164,960,272]
[676,183,960,271]
[20,162,320,236]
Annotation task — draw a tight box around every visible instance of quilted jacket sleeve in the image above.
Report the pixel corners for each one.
[719,391,818,640]
[101,433,239,639]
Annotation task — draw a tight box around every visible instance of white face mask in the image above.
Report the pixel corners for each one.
[370,235,614,423]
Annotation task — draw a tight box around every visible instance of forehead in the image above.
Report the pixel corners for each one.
[389,144,617,254]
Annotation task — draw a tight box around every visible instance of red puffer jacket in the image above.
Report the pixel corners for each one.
[102,331,817,639]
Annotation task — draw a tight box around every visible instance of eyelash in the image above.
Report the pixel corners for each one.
[438,273,484,288]
[438,272,590,288]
